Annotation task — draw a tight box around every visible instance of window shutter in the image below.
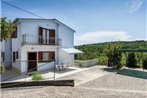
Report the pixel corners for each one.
[39,27,43,44]
[49,52,55,61]
[49,29,55,45]
[13,52,15,62]
[38,52,43,62]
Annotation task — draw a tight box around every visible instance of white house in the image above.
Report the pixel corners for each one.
[0,40,5,64]
[5,18,82,73]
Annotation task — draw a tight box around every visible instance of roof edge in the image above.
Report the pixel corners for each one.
[13,18,76,32]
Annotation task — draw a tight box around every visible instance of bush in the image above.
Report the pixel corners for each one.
[142,57,147,70]
[98,56,107,65]
[32,72,43,80]
[127,53,137,68]
[0,65,5,75]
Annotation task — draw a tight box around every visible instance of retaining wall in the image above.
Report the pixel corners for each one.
[75,59,98,67]
[1,80,74,88]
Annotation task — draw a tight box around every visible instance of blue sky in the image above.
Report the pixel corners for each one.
[1,0,146,45]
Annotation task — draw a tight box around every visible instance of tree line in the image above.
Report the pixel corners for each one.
[75,41,147,69]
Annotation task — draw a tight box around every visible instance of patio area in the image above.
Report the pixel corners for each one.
[1,66,89,82]
[2,66,147,98]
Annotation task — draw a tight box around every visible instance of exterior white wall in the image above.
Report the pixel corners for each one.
[1,40,5,52]
[21,20,58,42]
[20,45,58,73]
[38,61,55,71]
[58,48,74,65]
[5,39,12,66]
[12,23,22,51]
[58,25,74,48]
[0,40,5,63]
[11,23,22,71]
[8,19,75,73]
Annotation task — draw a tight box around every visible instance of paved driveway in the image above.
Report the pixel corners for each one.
[1,66,147,98]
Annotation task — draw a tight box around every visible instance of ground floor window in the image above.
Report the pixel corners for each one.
[38,51,55,62]
[1,52,5,62]
[13,51,19,62]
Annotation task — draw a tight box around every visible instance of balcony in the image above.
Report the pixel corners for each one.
[22,34,61,46]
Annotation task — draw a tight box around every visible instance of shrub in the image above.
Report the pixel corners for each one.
[0,65,5,75]
[127,53,137,68]
[32,72,43,80]
[98,56,107,65]
[142,57,147,70]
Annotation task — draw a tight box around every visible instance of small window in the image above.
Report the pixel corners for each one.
[16,51,19,59]
[13,52,16,62]
[13,51,18,62]
[1,52,5,62]
[11,27,17,38]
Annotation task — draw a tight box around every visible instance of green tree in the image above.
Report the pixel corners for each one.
[142,57,147,70]
[0,17,15,40]
[127,53,137,68]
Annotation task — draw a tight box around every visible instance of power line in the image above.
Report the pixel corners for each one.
[2,0,44,18]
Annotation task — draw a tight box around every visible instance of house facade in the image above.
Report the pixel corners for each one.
[0,40,5,64]
[5,18,82,73]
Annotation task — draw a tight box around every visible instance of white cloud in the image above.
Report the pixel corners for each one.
[128,0,144,13]
[75,31,132,45]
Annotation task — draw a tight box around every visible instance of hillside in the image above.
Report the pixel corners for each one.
[75,40,147,61]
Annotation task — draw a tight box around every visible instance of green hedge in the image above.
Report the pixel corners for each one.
[143,58,147,70]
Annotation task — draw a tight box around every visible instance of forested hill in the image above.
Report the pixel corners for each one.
[75,40,147,61]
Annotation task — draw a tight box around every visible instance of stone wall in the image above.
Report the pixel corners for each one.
[75,59,98,67]
[1,80,74,88]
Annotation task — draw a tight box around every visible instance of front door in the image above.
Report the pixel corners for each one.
[28,52,37,72]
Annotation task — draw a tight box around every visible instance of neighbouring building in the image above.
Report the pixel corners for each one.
[0,39,5,65]
[5,18,82,73]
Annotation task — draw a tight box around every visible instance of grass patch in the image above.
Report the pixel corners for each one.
[117,69,147,79]
[32,72,43,80]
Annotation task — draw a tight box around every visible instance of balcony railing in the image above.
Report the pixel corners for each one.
[22,34,61,46]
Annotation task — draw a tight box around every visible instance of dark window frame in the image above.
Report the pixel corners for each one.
[38,27,55,45]
[13,52,16,62]
[13,51,19,62]
[11,27,17,38]
[38,51,55,63]
[1,52,5,62]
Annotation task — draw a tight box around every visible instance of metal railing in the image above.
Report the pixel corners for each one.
[22,34,61,46]
[1,60,56,82]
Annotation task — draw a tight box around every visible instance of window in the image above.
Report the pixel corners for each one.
[1,52,5,62]
[13,51,19,62]
[16,51,18,59]
[13,52,16,62]
[38,27,55,45]
[0,38,2,41]
[38,51,55,62]
[50,52,55,60]
[11,27,17,38]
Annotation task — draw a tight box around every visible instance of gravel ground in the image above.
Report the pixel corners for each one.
[79,73,147,91]
[1,86,147,98]
[1,67,147,98]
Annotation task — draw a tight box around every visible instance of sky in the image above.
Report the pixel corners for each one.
[1,0,147,45]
